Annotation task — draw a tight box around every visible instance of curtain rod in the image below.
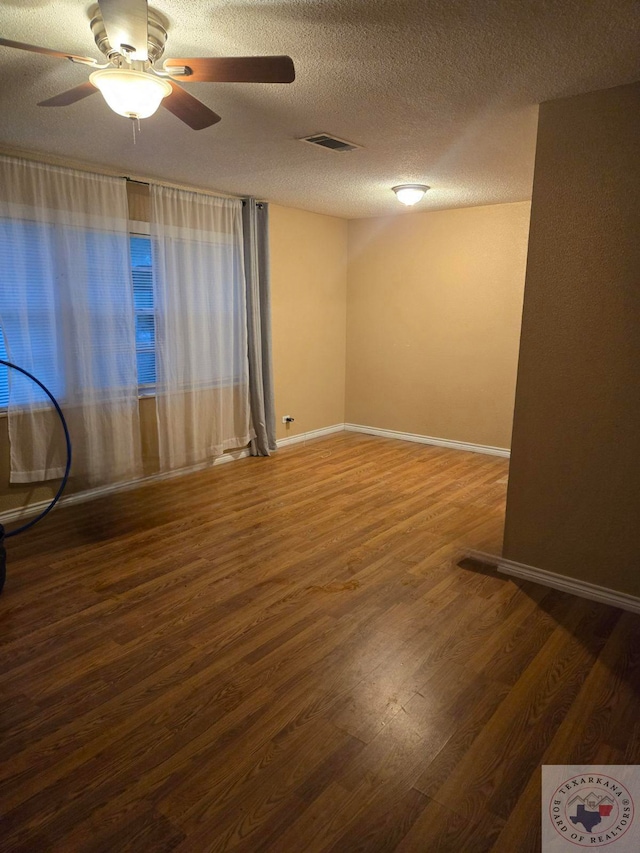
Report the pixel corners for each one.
[124,176,243,202]
[126,177,266,207]
[0,145,267,205]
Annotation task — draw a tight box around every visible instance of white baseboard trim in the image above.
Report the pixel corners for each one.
[0,448,251,526]
[465,549,640,615]
[344,423,510,458]
[276,423,345,448]
[0,423,506,526]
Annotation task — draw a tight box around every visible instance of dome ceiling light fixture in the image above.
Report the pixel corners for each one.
[392,184,430,206]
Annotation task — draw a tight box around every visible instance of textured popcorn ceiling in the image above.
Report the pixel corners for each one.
[0,0,638,219]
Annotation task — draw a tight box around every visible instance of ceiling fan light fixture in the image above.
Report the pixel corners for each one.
[89,68,172,119]
[392,184,430,206]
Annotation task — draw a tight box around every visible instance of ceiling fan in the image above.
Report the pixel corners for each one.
[0,0,295,130]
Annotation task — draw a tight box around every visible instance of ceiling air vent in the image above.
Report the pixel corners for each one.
[300,133,361,152]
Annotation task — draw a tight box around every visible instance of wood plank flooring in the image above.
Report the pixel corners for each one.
[1,432,639,852]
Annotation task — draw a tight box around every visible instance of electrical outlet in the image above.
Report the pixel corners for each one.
[282,415,295,423]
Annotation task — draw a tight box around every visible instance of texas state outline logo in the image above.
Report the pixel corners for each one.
[542,766,640,851]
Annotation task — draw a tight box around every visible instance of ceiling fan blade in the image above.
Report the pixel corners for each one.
[161,82,221,130]
[0,37,97,65]
[164,55,295,84]
[98,0,149,60]
[38,82,98,108]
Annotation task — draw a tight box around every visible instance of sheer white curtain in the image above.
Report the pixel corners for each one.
[0,155,142,487]
[150,185,252,471]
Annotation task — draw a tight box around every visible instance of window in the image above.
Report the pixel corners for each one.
[0,232,156,411]
[0,218,64,412]
[0,333,8,409]
[131,234,156,391]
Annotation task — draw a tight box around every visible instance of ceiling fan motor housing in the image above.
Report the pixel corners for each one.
[90,8,168,65]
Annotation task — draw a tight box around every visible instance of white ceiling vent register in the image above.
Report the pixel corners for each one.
[300,134,361,152]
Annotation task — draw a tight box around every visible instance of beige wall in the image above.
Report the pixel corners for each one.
[346,203,530,448]
[270,204,348,441]
[503,82,640,596]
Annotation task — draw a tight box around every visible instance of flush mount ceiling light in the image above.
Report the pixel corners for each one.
[392,184,430,206]
[89,68,172,119]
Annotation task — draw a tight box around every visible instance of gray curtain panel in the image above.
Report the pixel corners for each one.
[243,199,276,456]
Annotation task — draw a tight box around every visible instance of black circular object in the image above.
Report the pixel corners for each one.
[0,359,72,593]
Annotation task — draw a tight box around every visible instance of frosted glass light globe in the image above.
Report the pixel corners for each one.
[392,184,430,206]
[90,69,172,119]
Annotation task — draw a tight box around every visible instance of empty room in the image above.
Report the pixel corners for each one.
[0,1,639,850]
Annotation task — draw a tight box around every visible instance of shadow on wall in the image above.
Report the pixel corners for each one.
[457,555,628,668]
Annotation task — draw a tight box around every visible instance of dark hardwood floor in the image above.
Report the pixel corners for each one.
[1,432,639,851]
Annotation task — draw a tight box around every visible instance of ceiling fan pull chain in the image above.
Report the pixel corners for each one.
[131,116,142,144]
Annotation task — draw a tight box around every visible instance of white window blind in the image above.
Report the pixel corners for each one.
[0,217,64,410]
[131,234,156,389]
[0,232,156,410]
[0,333,8,408]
